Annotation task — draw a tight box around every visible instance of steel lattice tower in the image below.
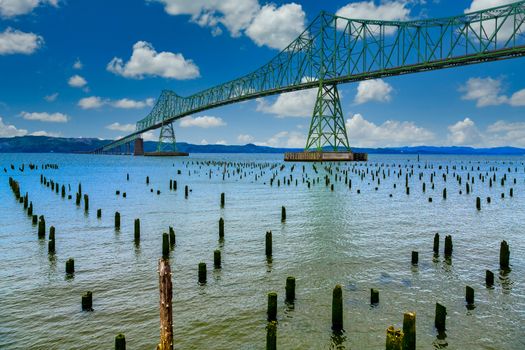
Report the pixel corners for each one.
[157,122,177,152]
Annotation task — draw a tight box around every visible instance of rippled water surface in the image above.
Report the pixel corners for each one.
[0,153,524,349]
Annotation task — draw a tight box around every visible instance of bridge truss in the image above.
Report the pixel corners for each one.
[97,1,525,153]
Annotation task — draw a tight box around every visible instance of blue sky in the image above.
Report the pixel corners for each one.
[0,0,524,148]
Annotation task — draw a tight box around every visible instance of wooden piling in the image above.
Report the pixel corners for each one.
[115,333,126,350]
[267,292,277,321]
[97,209,101,218]
[265,231,272,257]
[385,326,403,350]
[285,277,295,303]
[66,258,75,275]
[444,235,453,257]
[162,233,169,259]
[411,251,418,265]
[433,233,439,254]
[134,219,140,243]
[402,312,416,350]
[82,291,93,311]
[281,206,286,222]
[485,270,494,287]
[219,218,224,239]
[266,321,277,350]
[466,286,474,305]
[214,250,221,269]
[476,197,481,211]
[169,227,175,249]
[332,285,343,331]
[500,240,510,270]
[198,262,207,284]
[371,288,379,305]
[38,216,46,239]
[158,259,173,350]
[115,212,120,230]
[435,303,446,331]
[84,194,89,211]
[220,192,225,208]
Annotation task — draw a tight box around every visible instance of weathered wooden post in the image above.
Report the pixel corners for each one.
[220,192,225,208]
[281,206,286,222]
[435,303,446,332]
[385,326,403,350]
[402,312,416,350]
[169,227,175,249]
[371,288,379,305]
[66,258,75,275]
[115,333,126,350]
[162,233,169,259]
[219,218,224,239]
[115,212,120,230]
[82,291,93,311]
[433,233,439,254]
[198,262,207,284]
[500,240,510,270]
[266,321,277,350]
[84,194,89,211]
[285,277,295,303]
[157,258,173,350]
[332,285,343,332]
[411,251,418,265]
[38,215,46,239]
[466,286,475,305]
[214,250,221,268]
[134,219,140,243]
[476,197,481,211]
[184,185,188,198]
[485,270,494,287]
[444,235,453,257]
[265,231,272,257]
[97,209,102,218]
[267,292,277,321]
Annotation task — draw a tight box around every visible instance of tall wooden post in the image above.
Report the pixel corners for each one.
[157,259,173,350]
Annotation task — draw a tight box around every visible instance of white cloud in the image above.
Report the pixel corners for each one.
[142,131,157,141]
[0,117,27,137]
[0,28,44,55]
[107,41,200,79]
[215,139,227,145]
[179,115,226,128]
[73,58,83,70]
[447,117,483,145]
[346,113,435,147]
[149,0,260,37]
[78,96,105,109]
[354,79,393,105]
[68,75,87,88]
[256,130,305,148]
[111,98,155,109]
[245,3,306,50]
[460,77,508,107]
[464,1,517,41]
[106,122,136,132]
[336,1,410,35]
[509,89,525,106]
[21,111,69,123]
[256,86,317,118]
[237,134,255,143]
[30,130,60,137]
[0,0,58,18]
[44,93,58,102]
[446,118,525,147]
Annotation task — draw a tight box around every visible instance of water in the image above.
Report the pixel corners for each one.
[0,153,524,349]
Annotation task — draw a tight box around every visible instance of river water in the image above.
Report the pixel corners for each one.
[0,153,523,349]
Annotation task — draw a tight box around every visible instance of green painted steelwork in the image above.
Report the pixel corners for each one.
[98,1,525,152]
[157,122,177,152]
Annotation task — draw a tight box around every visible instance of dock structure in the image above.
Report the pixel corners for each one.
[284,151,368,162]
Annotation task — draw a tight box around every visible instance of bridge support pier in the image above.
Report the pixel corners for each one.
[285,83,367,162]
[144,122,189,157]
[134,138,144,156]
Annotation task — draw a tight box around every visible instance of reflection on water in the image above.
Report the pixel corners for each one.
[0,153,524,349]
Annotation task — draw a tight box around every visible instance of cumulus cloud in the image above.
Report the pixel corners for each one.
[336,1,410,35]
[106,122,136,132]
[256,131,305,148]
[0,28,44,55]
[44,93,58,102]
[245,3,306,50]
[107,41,200,79]
[354,79,393,105]
[111,98,155,109]
[68,75,87,88]
[345,113,435,147]
[78,96,104,109]
[21,111,69,123]
[459,77,525,108]
[447,118,525,147]
[237,134,255,143]
[179,115,226,128]
[73,58,83,70]
[0,117,27,137]
[0,0,58,18]
[30,130,60,137]
[150,0,306,50]
[256,88,316,118]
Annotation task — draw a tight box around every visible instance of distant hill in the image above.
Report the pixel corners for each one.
[0,136,524,155]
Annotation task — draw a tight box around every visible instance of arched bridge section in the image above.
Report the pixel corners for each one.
[99,1,525,153]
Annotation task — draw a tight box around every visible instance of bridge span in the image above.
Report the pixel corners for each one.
[94,1,525,157]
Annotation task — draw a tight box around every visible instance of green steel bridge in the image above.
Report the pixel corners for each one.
[96,1,525,154]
